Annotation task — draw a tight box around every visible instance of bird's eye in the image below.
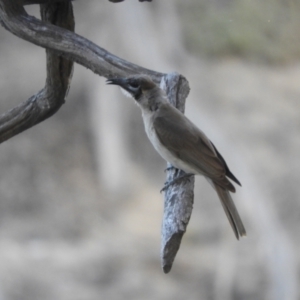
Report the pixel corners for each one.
[129,82,140,88]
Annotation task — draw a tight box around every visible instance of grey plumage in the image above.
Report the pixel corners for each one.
[107,75,246,239]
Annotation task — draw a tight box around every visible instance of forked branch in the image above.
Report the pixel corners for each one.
[0,1,74,143]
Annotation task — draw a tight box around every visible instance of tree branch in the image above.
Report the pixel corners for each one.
[0,0,163,83]
[23,0,74,5]
[160,73,194,274]
[22,0,151,5]
[0,1,74,143]
[0,0,163,142]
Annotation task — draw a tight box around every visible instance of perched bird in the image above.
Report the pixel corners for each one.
[107,75,246,239]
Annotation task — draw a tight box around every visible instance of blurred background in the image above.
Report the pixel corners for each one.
[0,0,299,299]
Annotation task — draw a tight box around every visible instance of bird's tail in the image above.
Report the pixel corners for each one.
[213,183,246,239]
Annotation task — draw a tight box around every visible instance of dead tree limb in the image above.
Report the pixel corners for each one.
[0,1,163,83]
[160,73,194,273]
[23,0,74,5]
[0,0,163,141]
[0,1,74,143]
[23,0,151,5]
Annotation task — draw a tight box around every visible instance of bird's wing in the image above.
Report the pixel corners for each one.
[211,143,241,186]
[153,104,227,183]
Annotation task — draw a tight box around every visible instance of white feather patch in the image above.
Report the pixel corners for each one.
[120,87,133,98]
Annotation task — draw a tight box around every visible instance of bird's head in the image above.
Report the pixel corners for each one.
[107,75,157,100]
[107,75,167,112]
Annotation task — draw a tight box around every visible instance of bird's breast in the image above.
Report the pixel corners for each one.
[142,111,198,174]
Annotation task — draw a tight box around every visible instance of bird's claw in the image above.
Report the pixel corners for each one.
[160,183,171,193]
[160,173,194,193]
[164,166,176,173]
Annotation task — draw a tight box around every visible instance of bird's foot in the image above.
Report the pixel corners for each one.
[160,173,194,193]
[164,166,176,173]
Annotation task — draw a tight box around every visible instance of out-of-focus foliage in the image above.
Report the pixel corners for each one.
[180,0,300,63]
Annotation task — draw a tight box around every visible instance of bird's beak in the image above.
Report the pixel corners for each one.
[106,78,133,98]
[106,78,126,87]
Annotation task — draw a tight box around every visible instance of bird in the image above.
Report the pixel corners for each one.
[106,75,246,239]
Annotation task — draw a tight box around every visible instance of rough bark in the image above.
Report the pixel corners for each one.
[0,1,74,143]
[23,0,151,4]
[0,1,163,83]
[160,73,194,273]
[0,0,163,142]
[23,0,74,5]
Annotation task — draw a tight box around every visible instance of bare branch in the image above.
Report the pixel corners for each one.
[0,0,163,84]
[23,0,74,5]
[160,73,194,274]
[0,0,162,142]
[23,0,151,5]
[0,1,74,143]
